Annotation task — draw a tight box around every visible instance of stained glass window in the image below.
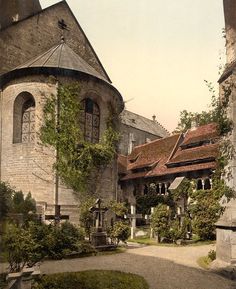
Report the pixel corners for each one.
[80,98,100,143]
[21,99,35,143]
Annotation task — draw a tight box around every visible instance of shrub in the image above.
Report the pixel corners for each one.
[150,204,170,242]
[208,249,216,261]
[3,223,41,272]
[108,221,130,245]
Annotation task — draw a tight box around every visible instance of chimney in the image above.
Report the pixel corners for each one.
[0,0,42,30]
[152,115,157,122]
[223,0,236,64]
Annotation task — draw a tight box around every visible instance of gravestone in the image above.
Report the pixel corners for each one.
[89,199,108,247]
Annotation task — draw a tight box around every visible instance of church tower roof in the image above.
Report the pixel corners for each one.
[15,40,109,83]
[0,0,42,30]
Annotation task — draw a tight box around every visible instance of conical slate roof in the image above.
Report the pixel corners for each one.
[16,40,109,82]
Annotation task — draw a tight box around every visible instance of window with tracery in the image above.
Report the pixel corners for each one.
[13,92,36,144]
[80,98,100,143]
[21,99,35,143]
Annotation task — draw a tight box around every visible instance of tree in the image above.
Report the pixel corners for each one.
[174,80,233,135]
[40,83,119,194]
[0,182,13,221]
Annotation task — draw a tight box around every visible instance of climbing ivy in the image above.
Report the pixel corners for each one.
[40,82,119,194]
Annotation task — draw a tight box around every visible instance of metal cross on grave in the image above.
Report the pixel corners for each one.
[45,205,69,224]
[89,199,108,231]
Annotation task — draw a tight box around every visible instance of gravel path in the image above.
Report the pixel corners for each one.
[41,244,236,289]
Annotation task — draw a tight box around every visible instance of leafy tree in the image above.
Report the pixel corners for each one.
[174,80,233,135]
[0,182,13,220]
[108,200,128,217]
[11,191,36,221]
[40,83,119,194]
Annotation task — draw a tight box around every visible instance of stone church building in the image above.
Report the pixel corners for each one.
[0,0,170,223]
[0,0,125,222]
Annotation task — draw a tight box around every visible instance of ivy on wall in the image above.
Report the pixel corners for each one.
[40,82,119,194]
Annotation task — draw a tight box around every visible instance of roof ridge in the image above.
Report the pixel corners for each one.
[123,109,170,135]
[132,133,180,150]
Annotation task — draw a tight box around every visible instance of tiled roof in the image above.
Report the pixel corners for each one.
[120,110,170,138]
[167,143,218,166]
[119,123,219,181]
[118,154,128,174]
[127,134,181,171]
[15,41,108,82]
[181,123,218,147]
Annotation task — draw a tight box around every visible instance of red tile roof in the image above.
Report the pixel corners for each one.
[117,154,128,174]
[119,123,219,181]
[181,123,218,147]
[167,143,219,166]
[127,134,181,171]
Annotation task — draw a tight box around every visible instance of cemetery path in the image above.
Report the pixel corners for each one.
[41,244,235,289]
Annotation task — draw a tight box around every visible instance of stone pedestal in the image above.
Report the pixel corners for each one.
[91,228,107,247]
[216,199,236,264]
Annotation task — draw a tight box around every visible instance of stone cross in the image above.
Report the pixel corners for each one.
[90,199,108,231]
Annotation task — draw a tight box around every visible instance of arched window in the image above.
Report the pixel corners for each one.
[204,178,211,190]
[197,179,203,190]
[80,98,100,143]
[13,92,35,144]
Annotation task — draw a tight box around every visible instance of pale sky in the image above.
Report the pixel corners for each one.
[40,0,225,132]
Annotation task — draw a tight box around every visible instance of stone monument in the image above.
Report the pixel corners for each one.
[89,199,108,248]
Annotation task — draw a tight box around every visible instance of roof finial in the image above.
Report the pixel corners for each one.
[61,35,65,43]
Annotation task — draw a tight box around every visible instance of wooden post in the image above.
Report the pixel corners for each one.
[150,207,154,239]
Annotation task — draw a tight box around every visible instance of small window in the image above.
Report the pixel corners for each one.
[80,98,100,143]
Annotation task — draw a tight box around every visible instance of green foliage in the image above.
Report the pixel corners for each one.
[136,194,165,215]
[189,189,223,240]
[40,83,119,193]
[0,182,36,222]
[175,80,233,135]
[3,223,41,272]
[150,204,171,242]
[0,182,13,220]
[33,270,149,289]
[11,192,36,221]
[28,221,86,260]
[108,200,128,217]
[208,249,216,261]
[79,198,95,238]
[108,221,130,245]
[3,221,90,271]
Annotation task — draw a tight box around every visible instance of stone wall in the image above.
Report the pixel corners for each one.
[0,1,109,80]
[119,123,161,155]
[0,74,120,223]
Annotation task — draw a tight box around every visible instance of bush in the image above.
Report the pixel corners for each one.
[3,223,41,272]
[108,221,130,245]
[208,249,216,261]
[29,221,86,260]
[32,270,149,289]
[150,204,170,242]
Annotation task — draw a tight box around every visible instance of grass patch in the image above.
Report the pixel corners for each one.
[33,270,149,289]
[197,256,212,269]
